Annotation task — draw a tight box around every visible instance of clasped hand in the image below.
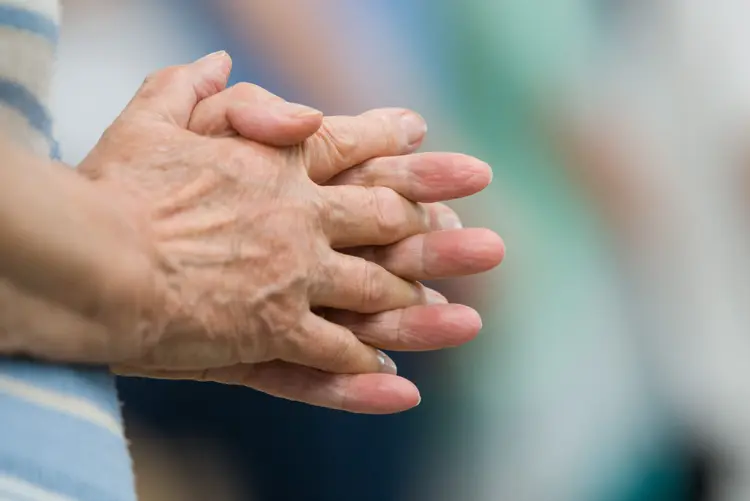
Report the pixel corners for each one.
[62,52,503,413]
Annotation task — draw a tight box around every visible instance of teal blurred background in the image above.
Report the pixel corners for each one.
[53,1,750,500]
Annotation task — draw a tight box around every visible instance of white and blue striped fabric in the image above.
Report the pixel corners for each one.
[0,1,135,500]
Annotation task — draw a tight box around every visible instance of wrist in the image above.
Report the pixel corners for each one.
[0,150,162,358]
[59,174,167,360]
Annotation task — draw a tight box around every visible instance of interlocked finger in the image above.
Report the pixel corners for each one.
[345,228,505,282]
[326,152,493,202]
[325,303,483,352]
[320,185,430,247]
[277,312,397,375]
[311,252,425,313]
[303,108,427,183]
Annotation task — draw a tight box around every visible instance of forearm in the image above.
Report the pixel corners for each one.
[0,136,148,323]
[0,278,111,361]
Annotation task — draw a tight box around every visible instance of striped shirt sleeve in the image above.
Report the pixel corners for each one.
[0,2,136,500]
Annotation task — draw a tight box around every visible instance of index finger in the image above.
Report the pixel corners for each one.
[303,108,427,183]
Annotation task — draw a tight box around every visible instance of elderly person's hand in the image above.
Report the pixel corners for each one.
[0,52,502,414]
[111,53,504,412]
[75,52,436,370]
[186,66,503,351]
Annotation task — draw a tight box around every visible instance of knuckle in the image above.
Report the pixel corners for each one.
[337,159,379,187]
[381,114,402,150]
[315,186,340,227]
[230,82,261,100]
[328,333,355,370]
[360,160,382,186]
[278,324,310,360]
[365,108,400,150]
[309,185,329,213]
[140,71,158,89]
[160,65,187,83]
[358,259,387,307]
[140,65,184,96]
[316,120,357,163]
[308,249,334,294]
[269,300,312,353]
[368,186,403,234]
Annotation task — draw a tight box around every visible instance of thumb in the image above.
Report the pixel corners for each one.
[125,51,233,127]
[188,82,323,146]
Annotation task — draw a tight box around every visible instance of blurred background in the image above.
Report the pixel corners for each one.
[50,1,750,500]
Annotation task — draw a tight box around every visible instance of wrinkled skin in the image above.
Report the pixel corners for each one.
[114,54,503,413]
[79,53,442,379]
[1,52,504,413]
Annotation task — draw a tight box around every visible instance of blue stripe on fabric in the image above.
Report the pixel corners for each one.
[0,359,122,418]
[0,392,136,501]
[0,5,58,43]
[0,78,53,141]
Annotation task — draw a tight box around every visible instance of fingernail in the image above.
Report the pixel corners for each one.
[273,101,322,119]
[425,288,448,304]
[196,50,228,62]
[377,350,398,375]
[438,210,463,230]
[401,112,427,148]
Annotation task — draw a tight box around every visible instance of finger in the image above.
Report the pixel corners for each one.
[188,81,283,136]
[311,252,425,312]
[325,303,483,351]
[426,202,463,230]
[377,201,461,232]
[280,312,397,374]
[188,82,323,146]
[125,51,233,127]
[115,362,421,414]
[321,185,430,247]
[326,152,493,202]
[346,228,505,281]
[304,108,427,183]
